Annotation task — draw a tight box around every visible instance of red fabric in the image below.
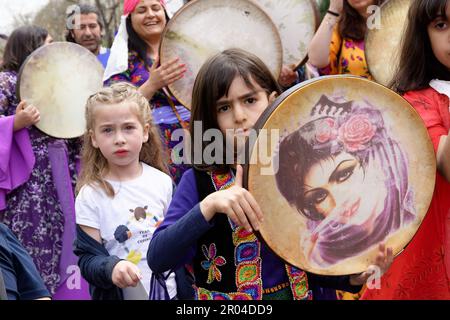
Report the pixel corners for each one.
[362,87,450,299]
[123,0,166,16]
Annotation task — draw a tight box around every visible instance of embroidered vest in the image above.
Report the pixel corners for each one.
[191,169,312,300]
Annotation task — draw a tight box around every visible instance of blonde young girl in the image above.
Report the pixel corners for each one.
[74,82,177,300]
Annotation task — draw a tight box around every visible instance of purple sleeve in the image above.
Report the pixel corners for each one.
[147,169,213,273]
[0,116,35,210]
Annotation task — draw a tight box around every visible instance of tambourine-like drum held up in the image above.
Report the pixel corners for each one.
[244,76,435,275]
[159,0,283,110]
[17,42,104,139]
[365,0,411,86]
[253,0,319,70]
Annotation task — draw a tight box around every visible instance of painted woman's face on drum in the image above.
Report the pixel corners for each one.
[131,0,166,41]
[301,149,388,227]
[302,152,364,222]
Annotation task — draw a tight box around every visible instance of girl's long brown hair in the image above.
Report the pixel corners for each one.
[76,82,169,197]
[390,0,450,94]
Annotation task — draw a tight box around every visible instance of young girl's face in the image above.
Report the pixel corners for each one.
[90,102,149,174]
[216,75,276,155]
[428,3,450,70]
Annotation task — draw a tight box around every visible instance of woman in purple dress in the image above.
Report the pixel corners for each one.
[0,26,89,299]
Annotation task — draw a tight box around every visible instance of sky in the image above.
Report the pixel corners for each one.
[0,0,49,35]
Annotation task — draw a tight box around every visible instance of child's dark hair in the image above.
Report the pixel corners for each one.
[190,48,282,173]
[1,25,48,72]
[339,0,384,41]
[391,0,450,93]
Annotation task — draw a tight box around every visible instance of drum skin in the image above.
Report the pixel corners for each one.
[365,0,411,86]
[159,0,283,109]
[244,76,435,275]
[253,0,319,69]
[17,42,104,139]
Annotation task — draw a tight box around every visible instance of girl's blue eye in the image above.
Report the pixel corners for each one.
[125,125,135,130]
[102,128,112,133]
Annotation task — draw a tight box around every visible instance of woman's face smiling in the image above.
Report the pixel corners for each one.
[302,152,364,221]
[131,0,166,41]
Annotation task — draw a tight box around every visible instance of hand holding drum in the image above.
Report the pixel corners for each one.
[13,101,40,132]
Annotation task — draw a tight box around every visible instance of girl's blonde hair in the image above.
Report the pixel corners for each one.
[76,82,169,197]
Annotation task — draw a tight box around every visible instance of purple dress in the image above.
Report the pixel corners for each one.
[0,70,88,298]
[105,51,191,184]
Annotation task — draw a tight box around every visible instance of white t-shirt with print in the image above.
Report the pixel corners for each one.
[75,163,176,299]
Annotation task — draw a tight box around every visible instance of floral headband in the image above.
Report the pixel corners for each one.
[314,114,377,152]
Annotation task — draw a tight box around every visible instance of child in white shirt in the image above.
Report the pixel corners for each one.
[75,82,176,300]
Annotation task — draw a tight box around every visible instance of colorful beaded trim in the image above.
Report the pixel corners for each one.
[193,170,311,300]
[263,282,290,294]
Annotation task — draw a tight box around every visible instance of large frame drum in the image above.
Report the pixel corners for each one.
[245,76,435,275]
[17,42,104,139]
[159,0,283,109]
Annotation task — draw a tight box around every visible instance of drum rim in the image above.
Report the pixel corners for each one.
[159,0,284,110]
[243,75,437,274]
[16,41,104,139]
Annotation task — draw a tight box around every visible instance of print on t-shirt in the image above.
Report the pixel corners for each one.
[113,205,162,265]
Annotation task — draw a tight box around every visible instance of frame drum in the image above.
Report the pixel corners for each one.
[17,42,104,139]
[159,0,283,109]
[244,76,435,275]
[253,0,319,69]
[365,0,411,86]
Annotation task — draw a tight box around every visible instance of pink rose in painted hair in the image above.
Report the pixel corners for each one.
[315,118,337,144]
[338,114,376,152]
